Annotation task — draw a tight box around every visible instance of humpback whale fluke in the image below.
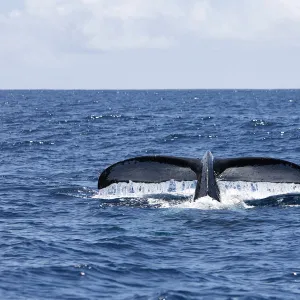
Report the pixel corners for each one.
[98,151,300,202]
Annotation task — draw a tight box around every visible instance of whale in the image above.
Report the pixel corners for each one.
[98,151,300,202]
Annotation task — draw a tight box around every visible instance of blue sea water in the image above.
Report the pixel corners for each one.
[1,89,300,299]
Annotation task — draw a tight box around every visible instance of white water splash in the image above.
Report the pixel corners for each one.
[94,180,197,199]
[218,181,300,201]
[157,196,250,210]
[93,180,300,210]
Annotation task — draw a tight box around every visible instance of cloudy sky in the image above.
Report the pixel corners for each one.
[1,0,300,89]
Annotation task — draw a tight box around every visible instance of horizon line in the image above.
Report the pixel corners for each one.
[1,88,300,91]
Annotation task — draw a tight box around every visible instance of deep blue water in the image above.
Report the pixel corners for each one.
[1,90,300,299]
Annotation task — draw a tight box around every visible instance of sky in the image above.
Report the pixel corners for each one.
[1,0,300,89]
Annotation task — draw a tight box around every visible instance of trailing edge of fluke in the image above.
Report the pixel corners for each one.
[98,151,300,202]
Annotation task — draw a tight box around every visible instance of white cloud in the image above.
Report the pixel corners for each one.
[1,0,300,56]
[1,0,300,88]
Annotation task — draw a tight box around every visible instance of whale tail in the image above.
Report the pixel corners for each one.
[98,152,300,201]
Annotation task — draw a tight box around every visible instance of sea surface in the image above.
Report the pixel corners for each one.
[1,89,300,299]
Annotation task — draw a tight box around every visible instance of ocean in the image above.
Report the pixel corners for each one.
[1,89,300,299]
